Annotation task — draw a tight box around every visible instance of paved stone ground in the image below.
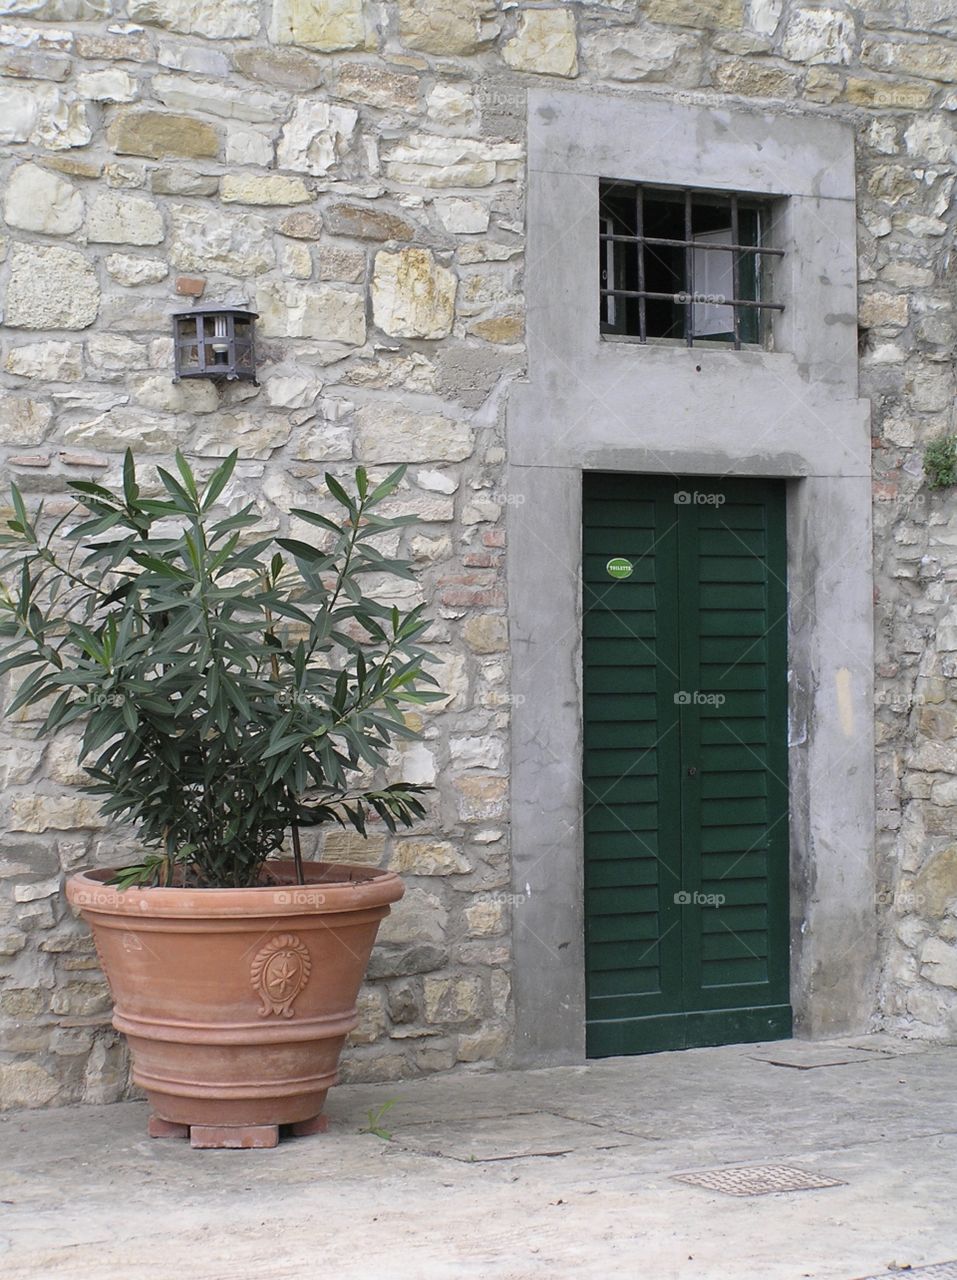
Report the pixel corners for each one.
[2,1035,956,1280]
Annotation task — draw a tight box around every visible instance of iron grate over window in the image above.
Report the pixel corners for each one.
[600,180,784,350]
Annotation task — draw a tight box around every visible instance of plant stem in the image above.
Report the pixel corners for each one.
[291,818,305,886]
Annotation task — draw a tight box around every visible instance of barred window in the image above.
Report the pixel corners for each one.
[599,181,784,350]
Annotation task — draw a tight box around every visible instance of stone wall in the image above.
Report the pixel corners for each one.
[0,0,955,1107]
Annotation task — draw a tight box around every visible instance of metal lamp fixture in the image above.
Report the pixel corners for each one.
[172,306,258,384]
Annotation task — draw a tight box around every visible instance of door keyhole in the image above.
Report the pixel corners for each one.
[687,766,698,777]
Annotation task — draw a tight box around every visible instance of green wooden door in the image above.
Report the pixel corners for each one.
[583,473,791,1056]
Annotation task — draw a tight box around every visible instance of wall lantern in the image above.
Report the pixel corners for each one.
[172,306,258,384]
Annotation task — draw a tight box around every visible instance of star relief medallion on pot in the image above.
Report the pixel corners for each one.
[251,934,312,1017]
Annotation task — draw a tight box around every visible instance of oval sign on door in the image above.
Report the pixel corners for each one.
[606,557,633,580]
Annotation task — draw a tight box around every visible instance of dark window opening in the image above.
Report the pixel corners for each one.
[599,181,784,349]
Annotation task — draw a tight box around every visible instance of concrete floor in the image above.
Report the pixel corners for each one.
[1,1034,956,1280]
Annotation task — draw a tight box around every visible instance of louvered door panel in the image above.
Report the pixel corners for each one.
[583,473,791,1057]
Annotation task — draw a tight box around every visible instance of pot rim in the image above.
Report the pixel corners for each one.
[66,858,404,919]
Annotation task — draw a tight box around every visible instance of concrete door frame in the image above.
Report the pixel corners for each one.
[506,87,876,1067]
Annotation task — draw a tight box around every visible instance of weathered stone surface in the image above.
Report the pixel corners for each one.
[3,243,98,330]
[384,134,523,187]
[424,974,483,1023]
[270,0,370,51]
[0,84,37,142]
[914,846,957,919]
[372,247,456,339]
[2,162,83,235]
[863,37,957,84]
[325,203,418,242]
[366,943,447,979]
[74,31,153,60]
[233,45,325,91]
[453,775,508,821]
[468,312,523,344]
[434,197,489,234]
[0,1062,60,1109]
[87,192,164,245]
[107,109,220,160]
[502,8,578,78]
[127,0,260,38]
[456,1026,507,1062]
[354,404,472,463]
[104,253,169,286]
[860,291,909,329]
[130,373,219,414]
[279,240,313,280]
[645,0,742,25]
[398,0,495,55]
[318,246,366,282]
[157,39,230,75]
[389,839,471,875]
[465,897,505,936]
[714,59,797,96]
[169,203,274,274]
[277,100,357,175]
[76,68,137,101]
[63,407,190,452]
[845,78,933,109]
[7,793,104,831]
[256,279,366,344]
[192,413,292,459]
[782,7,854,63]
[150,168,219,197]
[585,27,702,80]
[152,74,286,124]
[377,887,447,945]
[451,735,504,769]
[87,333,147,370]
[220,174,311,205]
[224,126,273,168]
[4,340,83,381]
[0,48,71,79]
[335,62,420,109]
[0,398,52,446]
[463,614,507,653]
[426,83,475,127]
[921,937,957,989]
[278,209,324,239]
[0,0,106,16]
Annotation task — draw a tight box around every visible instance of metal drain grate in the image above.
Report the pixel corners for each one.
[857,1266,957,1280]
[672,1164,845,1196]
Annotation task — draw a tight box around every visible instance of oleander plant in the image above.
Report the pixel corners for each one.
[0,451,441,890]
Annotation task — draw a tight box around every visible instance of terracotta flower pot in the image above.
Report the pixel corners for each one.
[66,859,403,1148]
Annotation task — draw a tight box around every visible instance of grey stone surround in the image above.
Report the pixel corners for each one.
[507,87,875,1065]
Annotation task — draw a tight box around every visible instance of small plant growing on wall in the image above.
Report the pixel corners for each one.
[924,432,957,491]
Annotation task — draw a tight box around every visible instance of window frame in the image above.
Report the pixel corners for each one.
[598,180,785,351]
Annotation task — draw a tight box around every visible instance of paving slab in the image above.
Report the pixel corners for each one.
[1,1035,956,1279]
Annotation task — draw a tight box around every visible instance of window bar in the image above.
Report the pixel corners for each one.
[684,188,694,347]
[635,185,647,344]
[730,193,742,351]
